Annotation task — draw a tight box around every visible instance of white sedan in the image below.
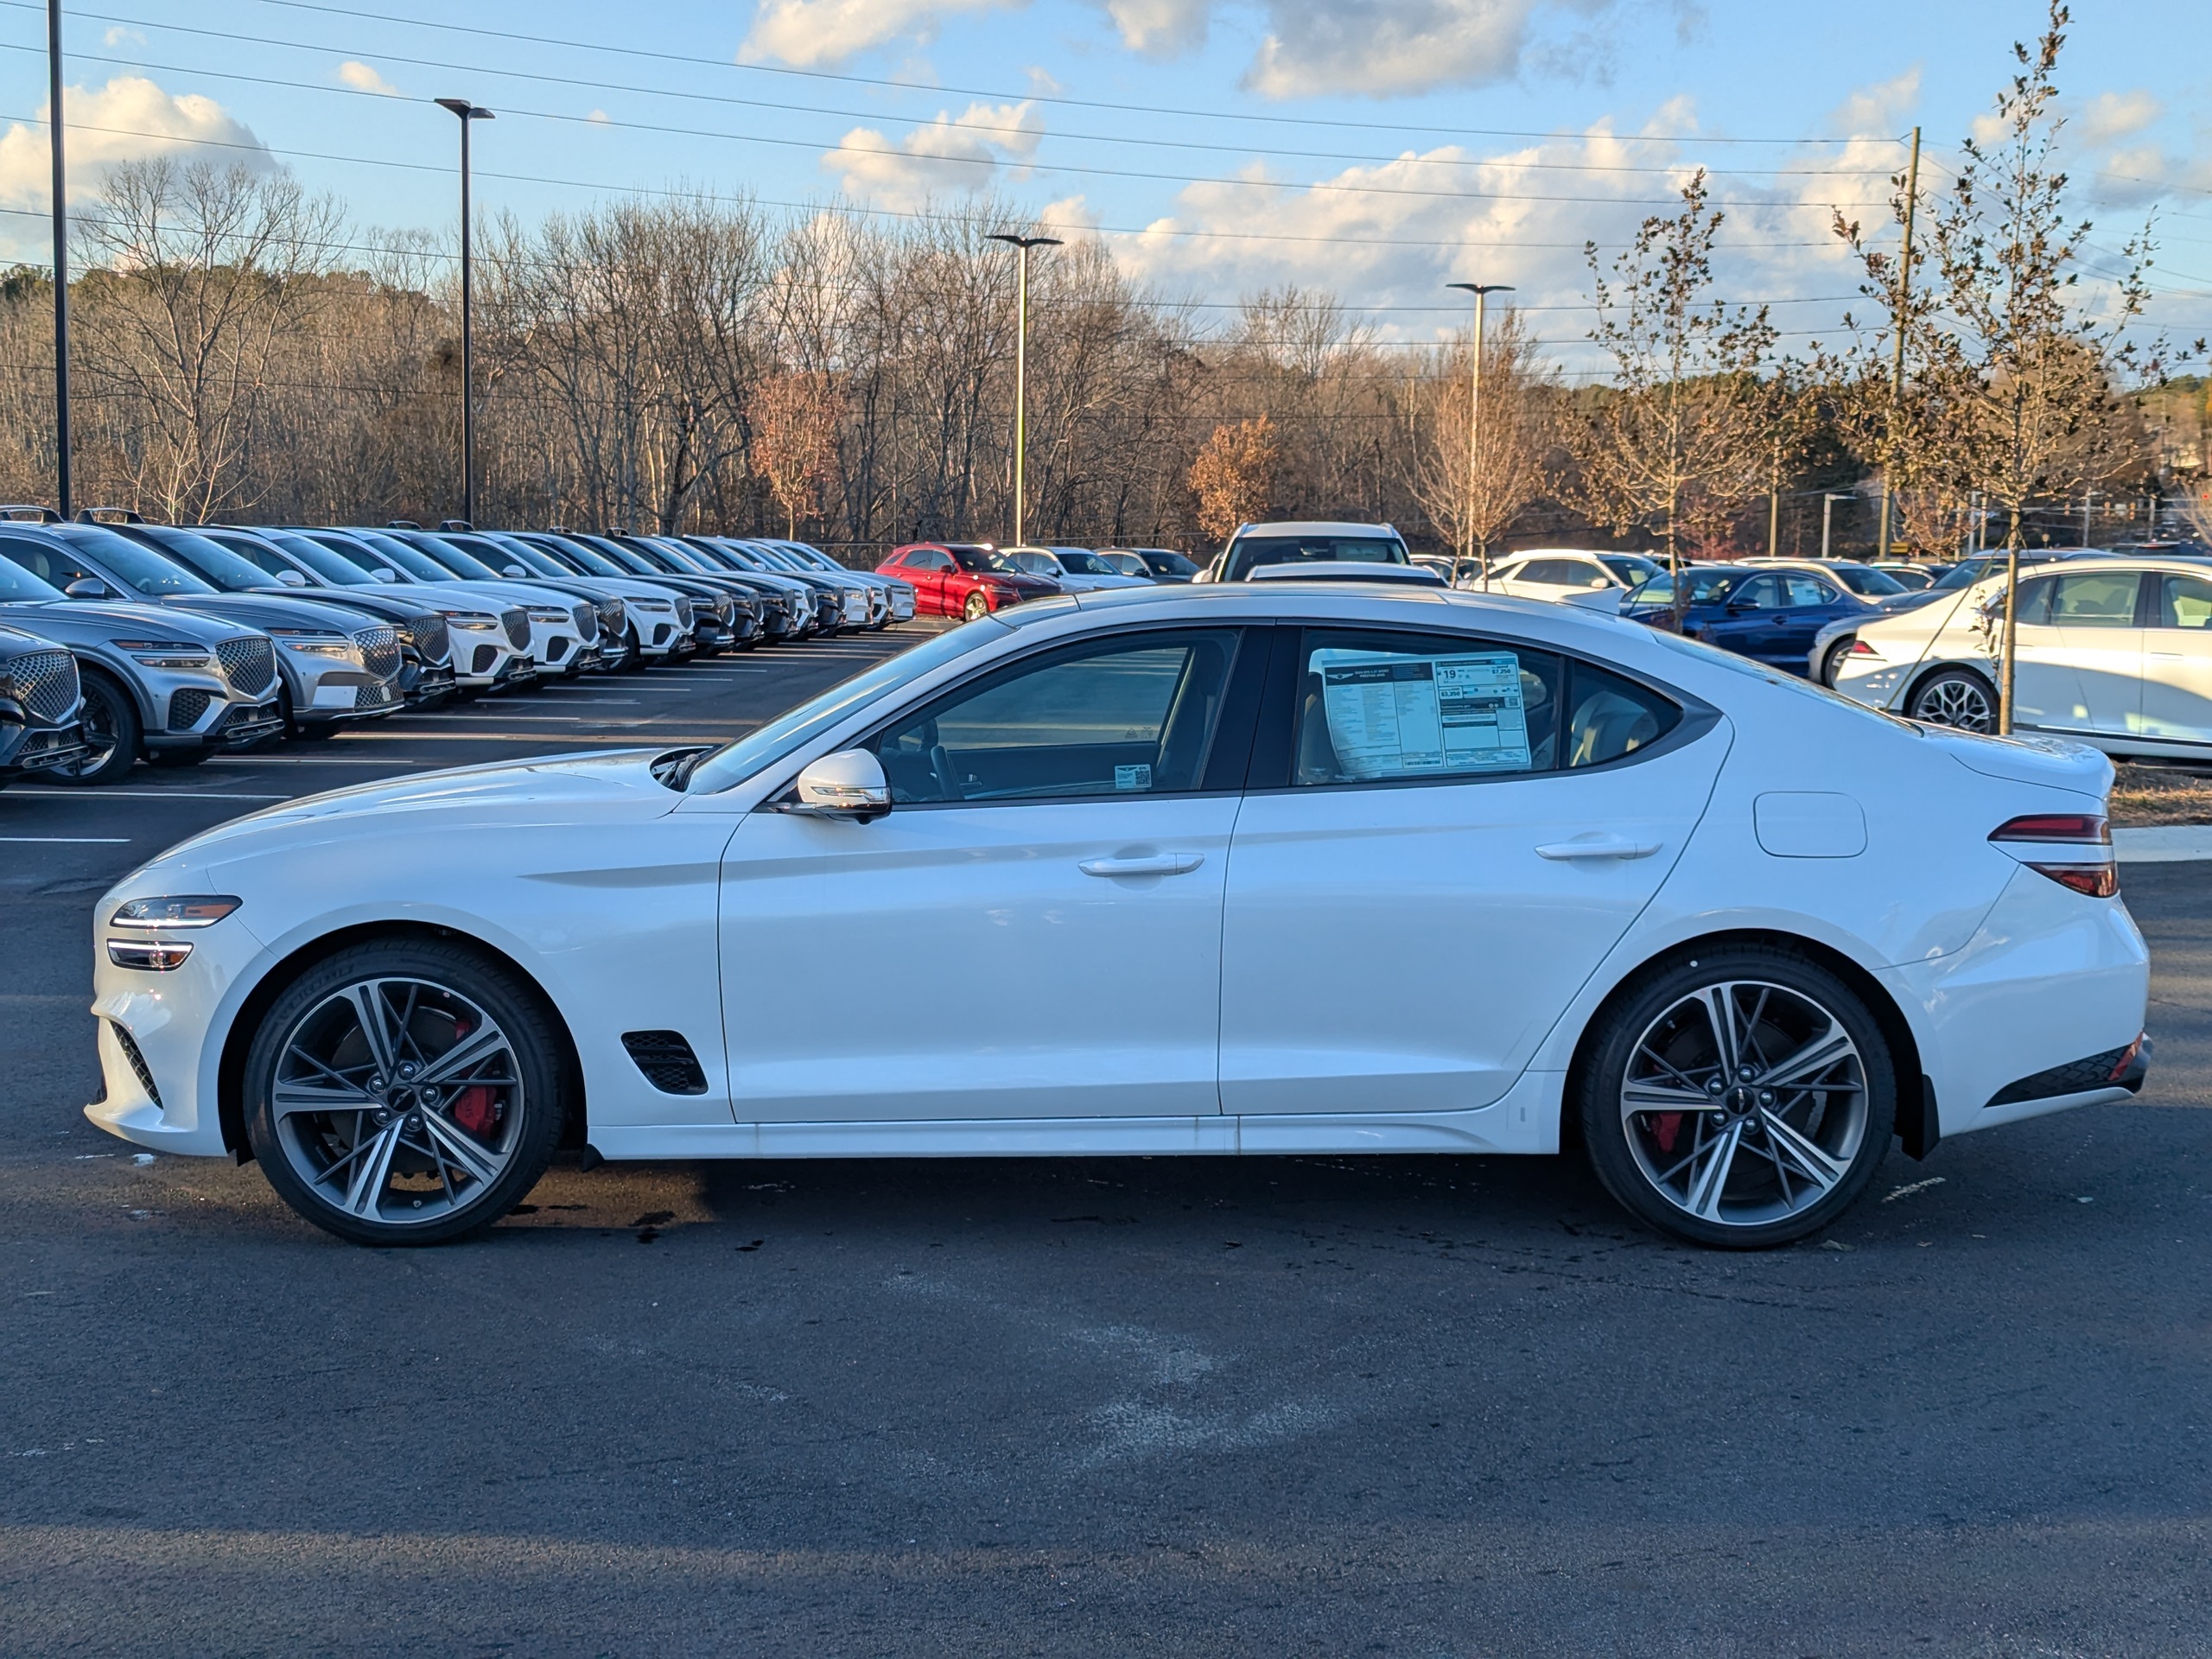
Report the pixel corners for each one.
[1473,549,1664,609]
[86,584,2149,1249]
[1831,556,2212,757]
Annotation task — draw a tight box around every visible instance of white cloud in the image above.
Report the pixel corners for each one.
[0,76,270,209]
[335,60,403,98]
[741,0,1023,69]
[2077,90,2162,148]
[822,99,1044,210]
[1246,0,1559,99]
[2090,143,2212,208]
[587,109,612,125]
[1102,0,1210,57]
[1827,67,1920,138]
[101,25,147,47]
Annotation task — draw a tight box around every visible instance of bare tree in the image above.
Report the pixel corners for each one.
[751,369,842,537]
[72,158,340,521]
[1574,172,1782,584]
[1188,416,1277,544]
[1406,307,1557,571]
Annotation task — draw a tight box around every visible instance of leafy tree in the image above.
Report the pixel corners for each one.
[1187,415,1277,545]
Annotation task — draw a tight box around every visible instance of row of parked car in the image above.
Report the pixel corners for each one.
[0,514,916,788]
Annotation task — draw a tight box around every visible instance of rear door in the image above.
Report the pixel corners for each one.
[1703,573,1789,664]
[2047,568,2147,736]
[1217,626,1725,1117]
[2141,570,2212,746]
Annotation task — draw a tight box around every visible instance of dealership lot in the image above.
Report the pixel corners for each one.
[3,631,2210,1655]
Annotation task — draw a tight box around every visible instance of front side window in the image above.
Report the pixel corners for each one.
[2158,574,2212,630]
[906,549,954,572]
[2050,570,2144,626]
[868,628,1243,804]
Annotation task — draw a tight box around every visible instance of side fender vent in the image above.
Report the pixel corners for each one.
[620,1030,709,1096]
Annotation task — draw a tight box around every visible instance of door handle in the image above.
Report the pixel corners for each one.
[1536,836,1661,861]
[1079,854,1205,877]
[2149,652,2183,660]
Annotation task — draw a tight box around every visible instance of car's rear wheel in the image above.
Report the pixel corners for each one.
[1820,639,1855,687]
[1576,946,1896,1249]
[51,670,139,785]
[963,592,989,621]
[1907,667,1997,732]
[243,939,567,1246]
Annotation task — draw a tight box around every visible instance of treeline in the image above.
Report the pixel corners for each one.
[0,10,2200,562]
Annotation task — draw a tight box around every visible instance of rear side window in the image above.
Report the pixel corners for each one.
[2158,574,2212,630]
[1565,661,1680,767]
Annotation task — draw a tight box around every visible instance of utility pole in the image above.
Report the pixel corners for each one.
[47,0,71,518]
[1821,493,1848,560]
[436,98,493,527]
[1446,283,1514,587]
[1877,126,1921,563]
[987,232,1060,549]
[2081,490,2095,547]
[1767,436,1781,558]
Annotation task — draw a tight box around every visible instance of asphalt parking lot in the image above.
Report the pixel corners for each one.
[3,629,2209,1656]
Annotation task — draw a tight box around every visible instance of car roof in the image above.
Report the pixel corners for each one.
[1232,521,1402,539]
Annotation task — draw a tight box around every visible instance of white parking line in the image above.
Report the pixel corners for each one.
[10,789,291,801]
[207,755,433,766]
[0,836,130,843]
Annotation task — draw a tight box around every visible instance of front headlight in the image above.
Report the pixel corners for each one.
[110,895,242,929]
[114,638,213,669]
[526,607,570,626]
[267,628,356,660]
[442,611,498,631]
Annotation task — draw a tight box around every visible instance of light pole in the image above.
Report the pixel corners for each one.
[47,0,70,518]
[1446,282,1512,588]
[2080,489,2096,548]
[1820,493,1850,561]
[436,97,493,527]
[987,232,1060,549]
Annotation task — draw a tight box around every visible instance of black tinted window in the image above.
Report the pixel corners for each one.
[1566,661,1681,766]
[869,629,1243,804]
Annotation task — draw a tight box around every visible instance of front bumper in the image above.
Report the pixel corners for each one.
[0,715,86,777]
[291,671,404,724]
[402,661,457,704]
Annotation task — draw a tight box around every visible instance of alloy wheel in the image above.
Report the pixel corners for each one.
[1910,673,1996,732]
[71,681,123,773]
[963,592,989,621]
[269,976,525,1228]
[1619,979,1869,1231]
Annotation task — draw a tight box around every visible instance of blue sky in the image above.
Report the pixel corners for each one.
[0,0,2205,372]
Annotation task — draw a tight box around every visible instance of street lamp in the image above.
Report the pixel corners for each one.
[46,0,71,518]
[987,232,1060,550]
[435,97,493,527]
[1446,283,1513,588]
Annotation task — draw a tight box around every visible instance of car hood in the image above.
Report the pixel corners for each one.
[169,749,683,862]
[0,597,259,645]
[164,594,387,634]
[1921,727,2114,798]
[982,572,1065,594]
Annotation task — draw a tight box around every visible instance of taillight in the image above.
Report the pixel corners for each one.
[1990,814,2110,845]
[1847,639,1880,657]
[2024,863,2120,898]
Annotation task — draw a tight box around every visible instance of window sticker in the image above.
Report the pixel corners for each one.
[1313,649,1531,779]
[1115,762,1154,791]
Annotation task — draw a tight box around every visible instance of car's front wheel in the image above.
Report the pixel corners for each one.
[51,670,139,785]
[243,938,567,1246]
[1576,946,1896,1249]
[963,592,990,621]
[1907,666,1997,732]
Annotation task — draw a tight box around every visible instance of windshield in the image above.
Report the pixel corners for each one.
[685,623,1007,795]
[1628,569,1741,607]
[1135,550,1199,577]
[480,536,569,579]
[948,546,1015,574]
[334,530,452,582]
[1827,564,1908,597]
[410,535,505,580]
[1602,555,1663,585]
[575,535,658,575]
[0,551,66,601]
[531,534,625,577]
[1056,550,1121,575]
[136,524,282,592]
[1224,533,1407,581]
[749,546,802,570]
[1930,558,2003,591]
[51,524,220,595]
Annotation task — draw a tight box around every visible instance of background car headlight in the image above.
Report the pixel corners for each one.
[109,895,242,929]
[441,611,499,631]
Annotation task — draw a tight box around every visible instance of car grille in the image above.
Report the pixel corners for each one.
[110,1020,161,1107]
[674,597,695,629]
[4,646,79,721]
[569,602,595,642]
[353,626,401,681]
[713,596,734,625]
[595,599,623,638]
[500,608,530,650]
[401,613,449,665]
[215,635,276,696]
[168,688,212,730]
[620,1030,709,1096]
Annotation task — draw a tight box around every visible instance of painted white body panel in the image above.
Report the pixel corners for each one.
[85,584,2149,1173]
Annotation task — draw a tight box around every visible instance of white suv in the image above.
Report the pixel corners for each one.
[1203,521,1411,582]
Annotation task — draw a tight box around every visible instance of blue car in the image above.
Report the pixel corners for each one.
[1618,562,1898,676]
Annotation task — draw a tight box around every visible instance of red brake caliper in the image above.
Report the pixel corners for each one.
[445,1015,498,1138]
[1652,1112,1683,1154]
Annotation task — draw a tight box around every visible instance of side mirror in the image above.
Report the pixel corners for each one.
[370,568,398,582]
[275,569,308,586]
[786,748,891,822]
[504,565,528,577]
[64,576,109,599]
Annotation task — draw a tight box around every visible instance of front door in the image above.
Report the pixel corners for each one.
[718,625,1257,1122]
[2142,569,2212,746]
[1218,626,1726,1117]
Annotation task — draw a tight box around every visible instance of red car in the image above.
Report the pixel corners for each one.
[877,543,1060,620]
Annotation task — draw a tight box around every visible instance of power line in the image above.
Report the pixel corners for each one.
[11,18,1900,181]
[221,0,1914,149]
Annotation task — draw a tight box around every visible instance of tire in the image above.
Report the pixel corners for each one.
[963,591,990,622]
[1820,639,1854,687]
[145,746,213,768]
[1574,944,1896,1249]
[1906,666,1997,733]
[51,669,140,786]
[242,938,569,1246]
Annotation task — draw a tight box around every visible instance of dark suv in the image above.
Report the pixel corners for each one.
[0,623,86,785]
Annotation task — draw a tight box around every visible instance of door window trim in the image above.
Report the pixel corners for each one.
[1244,622,1719,794]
